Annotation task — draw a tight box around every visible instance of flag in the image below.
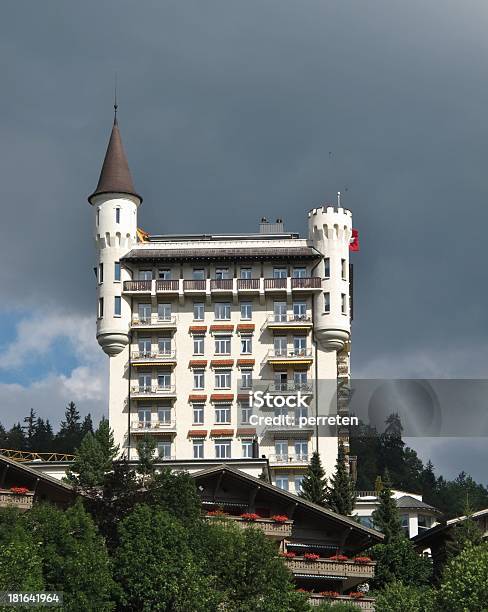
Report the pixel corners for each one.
[349,228,359,252]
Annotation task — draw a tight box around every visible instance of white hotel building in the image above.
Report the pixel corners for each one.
[89,113,354,493]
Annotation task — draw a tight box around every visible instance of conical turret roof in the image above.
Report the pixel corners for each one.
[88,114,142,204]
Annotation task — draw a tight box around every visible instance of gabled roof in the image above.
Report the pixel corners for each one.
[88,116,141,204]
[396,495,440,513]
[192,464,384,542]
[412,507,488,545]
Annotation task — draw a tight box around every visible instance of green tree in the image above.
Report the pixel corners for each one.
[326,441,356,516]
[113,504,218,611]
[437,543,488,611]
[55,402,83,453]
[0,540,44,592]
[371,536,432,589]
[95,417,119,461]
[135,434,157,485]
[6,423,26,450]
[299,451,328,506]
[315,603,360,612]
[30,418,55,452]
[23,408,37,450]
[81,413,94,437]
[372,470,403,543]
[146,468,201,525]
[375,581,434,612]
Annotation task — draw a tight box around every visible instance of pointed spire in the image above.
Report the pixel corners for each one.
[88,108,142,204]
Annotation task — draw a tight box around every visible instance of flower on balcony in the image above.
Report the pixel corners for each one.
[296,588,308,593]
[10,487,29,495]
[349,592,365,599]
[329,554,349,562]
[271,514,288,523]
[353,556,372,564]
[279,551,296,559]
[303,553,320,561]
[207,509,227,517]
[240,512,260,521]
[320,591,340,598]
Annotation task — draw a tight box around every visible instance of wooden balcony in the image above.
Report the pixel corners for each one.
[0,489,34,511]
[237,278,260,292]
[308,594,375,610]
[206,514,293,539]
[286,557,375,580]
[183,279,206,292]
[291,277,322,290]
[155,280,179,293]
[123,280,152,293]
[264,278,287,290]
[210,279,233,292]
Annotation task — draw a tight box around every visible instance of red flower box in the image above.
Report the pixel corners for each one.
[271,514,288,523]
[329,554,349,561]
[353,556,372,564]
[10,487,29,495]
[280,551,296,558]
[304,553,320,561]
[241,512,260,522]
[207,509,227,517]
[320,591,340,598]
[350,592,365,599]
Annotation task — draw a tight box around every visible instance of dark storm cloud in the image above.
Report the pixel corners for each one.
[1,0,487,476]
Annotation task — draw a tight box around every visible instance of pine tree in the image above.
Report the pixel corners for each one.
[446,502,484,560]
[136,435,157,486]
[30,418,55,453]
[23,409,36,450]
[326,441,356,516]
[0,423,8,448]
[81,414,94,437]
[55,402,82,453]
[94,417,119,462]
[372,469,403,543]
[7,423,27,450]
[299,451,328,506]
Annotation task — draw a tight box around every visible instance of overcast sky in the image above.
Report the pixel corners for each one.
[1,0,487,482]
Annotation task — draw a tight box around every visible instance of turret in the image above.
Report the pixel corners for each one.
[308,204,352,351]
[88,109,142,356]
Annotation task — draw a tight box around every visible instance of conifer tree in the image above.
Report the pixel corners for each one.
[326,441,356,516]
[23,409,37,450]
[299,451,328,506]
[372,469,403,543]
[136,435,157,486]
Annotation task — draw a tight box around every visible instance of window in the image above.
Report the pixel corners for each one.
[276,474,289,491]
[138,303,151,323]
[341,259,347,280]
[294,371,308,390]
[157,441,171,459]
[324,292,330,313]
[193,440,204,459]
[274,372,288,392]
[193,370,205,390]
[98,297,104,318]
[138,337,152,355]
[158,337,171,355]
[215,336,231,355]
[215,439,231,459]
[115,207,120,223]
[240,401,252,424]
[215,268,230,280]
[215,404,231,424]
[215,370,231,389]
[295,402,308,422]
[324,258,330,278]
[194,302,205,320]
[292,267,306,278]
[158,269,171,280]
[418,514,432,532]
[293,336,307,355]
[114,262,121,282]
[193,337,204,355]
[157,371,171,389]
[139,270,152,281]
[240,370,253,390]
[193,404,204,424]
[341,293,347,314]
[158,303,171,321]
[293,302,306,320]
[242,439,253,458]
[275,440,288,460]
[358,516,375,529]
[114,296,121,317]
[138,373,151,391]
[99,263,104,284]
[215,302,231,320]
[193,268,205,280]
[138,408,151,427]
[240,268,252,279]
[274,336,287,356]
[273,301,287,322]
[240,336,252,354]
[157,407,171,424]
[294,475,304,494]
[273,268,287,278]
[401,514,409,533]
[240,302,252,320]
[294,440,308,461]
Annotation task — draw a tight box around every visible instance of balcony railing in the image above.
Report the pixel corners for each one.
[123,280,152,292]
[268,453,309,464]
[0,489,34,510]
[131,351,177,362]
[267,382,313,394]
[285,557,376,579]
[308,595,375,610]
[130,420,176,432]
[265,348,313,360]
[130,385,176,397]
[183,280,206,291]
[291,277,322,289]
[206,514,293,539]
[264,278,287,289]
[131,316,177,328]
[210,279,233,291]
[155,280,179,292]
[237,278,260,290]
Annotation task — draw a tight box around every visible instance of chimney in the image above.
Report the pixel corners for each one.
[259,218,284,234]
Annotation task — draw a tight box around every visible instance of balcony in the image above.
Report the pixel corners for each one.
[237,278,260,292]
[183,279,206,293]
[155,280,179,293]
[264,278,287,291]
[0,489,34,511]
[131,351,177,366]
[308,594,375,610]
[123,280,152,294]
[263,314,313,331]
[285,557,376,580]
[210,279,233,292]
[130,385,177,399]
[263,348,313,367]
[206,513,293,539]
[291,277,322,291]
[130,420,177,434]
[268,453,310,466]
[131,316,178,330]
[267,382,313,394]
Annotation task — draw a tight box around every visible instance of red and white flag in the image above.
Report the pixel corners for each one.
[349,228,360,252]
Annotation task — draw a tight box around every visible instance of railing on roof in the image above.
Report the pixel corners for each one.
[0,449,75,463]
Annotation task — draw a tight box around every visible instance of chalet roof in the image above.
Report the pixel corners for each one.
[121,246,320,262]
[396,495,440,513]
[412,507,488,546]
